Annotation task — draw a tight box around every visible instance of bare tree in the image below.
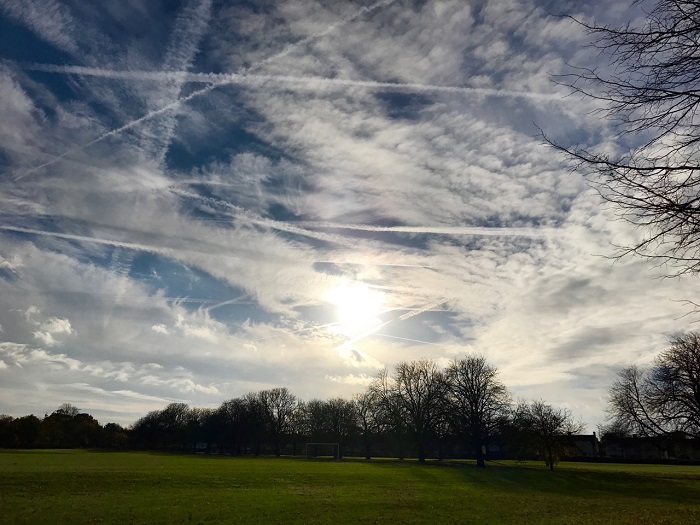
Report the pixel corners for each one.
[300,399,326,441]
[302,398,358,459]
[608,332,700,437]
[445,356,511,468]
[548,0,700,274]
[369,369,408,460]
[258,387,297,456]
[218,398,249,455]
[287,400,307,456]
[326,398,359,459]
[55,403,80,417]
[521,400,583,471]
[159,403,191,451]
[353,391,383,460]
[608,365,668,437]
[243,392,268,456]
[376,360,448,462]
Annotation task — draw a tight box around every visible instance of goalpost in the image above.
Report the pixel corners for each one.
[305,442,340,460]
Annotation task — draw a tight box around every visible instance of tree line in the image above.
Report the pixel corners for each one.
[0,355,582,470]
[0,403,128,450]
[2,333,698,469]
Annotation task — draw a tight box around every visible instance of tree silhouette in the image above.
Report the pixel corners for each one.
[353,391,383,460]
[445,356,510,468]
[258,388,297,456]
[518,400,583,471]
[608,332,700,438]
[383,360,448,463]
[549,0,700,275]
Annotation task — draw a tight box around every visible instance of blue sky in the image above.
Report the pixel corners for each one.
[1,0,698,427]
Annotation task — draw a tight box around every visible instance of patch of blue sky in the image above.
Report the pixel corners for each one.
[127,251,274,326]
[374,91,435,121]
[0,17,72,65]
[0,267,19,283]
[164,111,286,173]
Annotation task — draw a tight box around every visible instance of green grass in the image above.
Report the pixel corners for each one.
[1,451,699,524]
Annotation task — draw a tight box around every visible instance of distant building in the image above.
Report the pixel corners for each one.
[564,432,599,458]
[601,432,700,461]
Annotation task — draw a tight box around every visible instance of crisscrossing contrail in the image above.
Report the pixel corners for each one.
[15,0,399,180]
[24,63,566,102]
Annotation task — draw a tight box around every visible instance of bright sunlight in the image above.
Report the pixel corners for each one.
[326,280,385,336]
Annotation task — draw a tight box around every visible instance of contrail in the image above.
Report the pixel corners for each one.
[15,82,220,180]
[337,300,439,349]
[253,321,339,342]
[168,186,360,248]
[0,225,176,254]
[16,0,399,180]
[0,224,249,262]
[373,333,442,346]
[25,64,566,102]
[168,187,553,241]
[0,223,367,269]
[2,287,228,304]
[398,300,444,321]
[338,318,395,348]
[205,294,251,314]
[139,0,212,165]
[171,180,247,187]
[313,259,434,269]
[174,182,553,246]
[336,298,449,348]
[297,221,555,237]
[107,246,135,278]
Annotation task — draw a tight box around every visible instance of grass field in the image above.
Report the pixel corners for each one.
[1,451,699,524]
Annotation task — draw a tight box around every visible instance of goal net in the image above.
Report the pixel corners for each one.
[305,442,340,460]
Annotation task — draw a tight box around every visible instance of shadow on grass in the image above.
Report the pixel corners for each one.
[434,460,700,505]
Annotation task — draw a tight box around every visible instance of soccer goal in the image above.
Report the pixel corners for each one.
[305,442,340,460]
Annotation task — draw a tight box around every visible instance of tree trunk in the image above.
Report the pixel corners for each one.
[547,446,554,471]
[418,441,426,463]
[393,429,405,460]
[475,443,485,468]
[364,440,371,460]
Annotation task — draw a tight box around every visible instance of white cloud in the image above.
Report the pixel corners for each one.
[325,373,373,386]
[23,305,40,322]
[151,324,169,335]
[0,255,22,271]
[174,314,221,342]
[32,317,73,347]
[41,317,73,335]
[33,331,58,347]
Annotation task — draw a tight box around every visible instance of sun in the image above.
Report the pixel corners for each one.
[326,280,385,336]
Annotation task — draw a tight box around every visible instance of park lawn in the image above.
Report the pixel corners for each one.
[0,451,699,524]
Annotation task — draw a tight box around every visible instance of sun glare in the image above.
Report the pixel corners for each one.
[326,281,385,336]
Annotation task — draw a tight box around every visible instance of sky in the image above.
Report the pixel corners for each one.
[1,0,697,428]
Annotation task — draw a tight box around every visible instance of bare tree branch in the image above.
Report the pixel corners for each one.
[548,1,700,276]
